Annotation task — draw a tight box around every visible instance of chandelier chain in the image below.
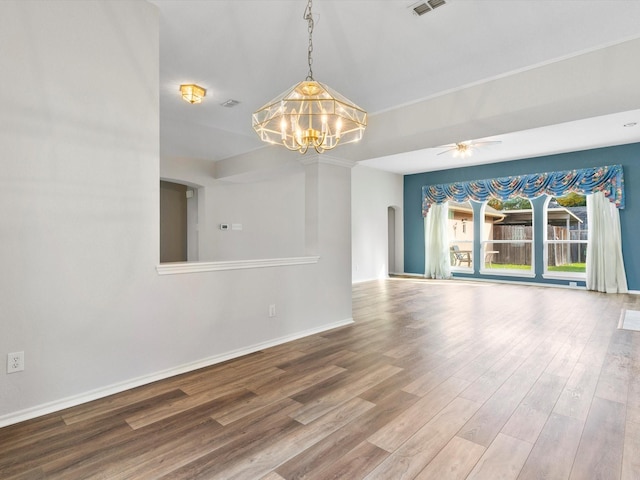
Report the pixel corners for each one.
[305,0,314,81]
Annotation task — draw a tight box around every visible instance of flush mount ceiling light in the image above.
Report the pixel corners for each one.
[252,0,367,154]
[438,140,502,158]
[180,84,206,104]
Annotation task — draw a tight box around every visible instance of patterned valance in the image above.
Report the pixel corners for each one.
[422,164,624,216]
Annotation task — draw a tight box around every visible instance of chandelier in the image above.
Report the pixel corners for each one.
[252,0,367,154]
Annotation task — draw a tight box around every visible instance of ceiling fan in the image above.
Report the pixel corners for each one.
[437,139,502,158]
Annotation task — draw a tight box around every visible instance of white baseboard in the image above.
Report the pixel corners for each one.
[451,276,587,290]
[357,274,640,295]
[352,272,413,284]
[0,317,354,428]
[454,277,636,294]
[352,277,380,284]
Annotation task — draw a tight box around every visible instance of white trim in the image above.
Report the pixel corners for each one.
[393,273,638,293]
[353,276,386,284]
[388,271,406,277]
[453,276,586,290]
[0,317,353,428]
[352,278,376,284]
[542,272,586,281]
[390,272,424,278]
[389,274,591,291]
[352,272,407,284]
[156,256,320,275]
[451,266,473,273]
[479,269,536,278]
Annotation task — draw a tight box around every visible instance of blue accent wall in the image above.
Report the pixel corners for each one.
[404,142,640,290]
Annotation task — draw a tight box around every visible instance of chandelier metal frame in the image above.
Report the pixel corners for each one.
[252,0,367,154]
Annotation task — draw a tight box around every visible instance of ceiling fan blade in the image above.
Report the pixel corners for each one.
[471,140,502,147]
[436,139,501,156]
[437,148,456,155]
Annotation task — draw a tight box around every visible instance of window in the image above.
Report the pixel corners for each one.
[448,201,473,270]
[421,164,622,284]
[544,193,587,277]
[481,197,534,274]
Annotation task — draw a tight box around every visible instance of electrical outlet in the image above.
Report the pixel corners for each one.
[268,304,276,318]
[7,351,24,373]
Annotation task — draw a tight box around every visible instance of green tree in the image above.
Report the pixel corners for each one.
[502,197,532,210]
[487,198,503,210]
[556,192,586,207]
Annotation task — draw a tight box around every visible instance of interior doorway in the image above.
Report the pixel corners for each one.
[388,206,396,275]
[160,180,188,262]
[160,179,200,263]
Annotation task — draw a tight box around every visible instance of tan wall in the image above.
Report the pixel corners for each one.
[449,210,498,246]
[449,211,473,245]
[160,181,188,263]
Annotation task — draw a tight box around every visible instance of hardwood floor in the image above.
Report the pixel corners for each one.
[1,278,639,479]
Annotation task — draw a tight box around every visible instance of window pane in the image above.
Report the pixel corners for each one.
[484,196,533,271]
[484,241,532,270]
[547,243,586,272]
[449,201,473,268]
[547,193,587,274]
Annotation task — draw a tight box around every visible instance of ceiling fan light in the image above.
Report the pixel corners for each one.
[437,139,501,157]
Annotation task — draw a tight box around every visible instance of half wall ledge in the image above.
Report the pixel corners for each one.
[156,256,321,275]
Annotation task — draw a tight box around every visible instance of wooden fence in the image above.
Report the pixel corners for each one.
[491,225,533,266]
[491,225,587,266]
[547,226,587,266]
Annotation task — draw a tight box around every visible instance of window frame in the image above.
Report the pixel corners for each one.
[542,195,587,281]
[479,199,535,278]
[448,201,474,273]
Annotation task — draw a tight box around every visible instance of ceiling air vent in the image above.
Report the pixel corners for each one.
[220,99,240,108]
[410,0,446,16]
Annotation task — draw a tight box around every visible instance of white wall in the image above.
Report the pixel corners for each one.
[161,157,306,261]
[352,165,404,282]
[0,1,353,425]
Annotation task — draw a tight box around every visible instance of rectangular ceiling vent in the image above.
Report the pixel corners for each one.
[410,0,446,16]
[220,99,240,108]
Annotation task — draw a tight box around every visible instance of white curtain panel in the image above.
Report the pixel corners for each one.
[424,202,452,279]
[586,191,628,293]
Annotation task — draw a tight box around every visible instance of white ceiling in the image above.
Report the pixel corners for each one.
[151,0,640,175]
[364,110,640,174]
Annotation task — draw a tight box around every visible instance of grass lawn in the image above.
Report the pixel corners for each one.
[486,263,531,270]
[486,263,586,272]
[548,263,586,272]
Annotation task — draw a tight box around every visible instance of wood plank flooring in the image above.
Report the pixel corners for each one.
[1,278,639,479]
